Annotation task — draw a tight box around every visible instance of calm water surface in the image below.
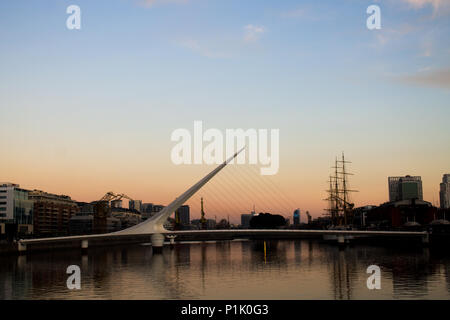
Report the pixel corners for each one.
[1,240,450,299]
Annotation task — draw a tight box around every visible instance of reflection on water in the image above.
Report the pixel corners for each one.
[1,240,450,300]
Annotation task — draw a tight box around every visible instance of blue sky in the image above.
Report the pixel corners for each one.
[1,0,449,217]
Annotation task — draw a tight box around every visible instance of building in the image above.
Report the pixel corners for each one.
[241,214,252,228]
[206,219,216,229]
[29,190,79,237]
[352,205,377,227]
[293,209,300,226]
[175,205,190,225]
[142,203,154,219]
[440,174,450,209]
[70,201,123,235]
[388,176,423,202]
[111,206,142,230]
[68,215,94,235]
[367,199,435,228]
[129,200,142,213]
[111,199,122,208]
[153,205,165,213]
[191,218,216,229]
[0,183,34,239]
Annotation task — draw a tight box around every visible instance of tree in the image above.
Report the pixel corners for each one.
[250,213,286,229]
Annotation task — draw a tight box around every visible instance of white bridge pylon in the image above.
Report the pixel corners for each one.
[113,147,245,236]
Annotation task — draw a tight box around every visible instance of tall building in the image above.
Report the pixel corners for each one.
[129,200,142,212]
[142,203,154,219]
[293,209,300,226]
[175,205,190,225]
[0,183,34,238]
[241,214,252,228]
[440,174,450,209]
[388,176,423,202]
[29,190,78,237]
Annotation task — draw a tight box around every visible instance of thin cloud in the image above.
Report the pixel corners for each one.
[400,68,450,89]
[402,0,444,9]
[177,38,232,59]
[370,24,417,47]
[401,0,450,16]
[243,24,266,43]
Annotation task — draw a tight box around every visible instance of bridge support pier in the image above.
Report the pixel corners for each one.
[17,241,27,255]
[166,235,177,248]
[81,240,89,253]
[337,235,346,247]
[422,233,430,246]
[151,233,165,254]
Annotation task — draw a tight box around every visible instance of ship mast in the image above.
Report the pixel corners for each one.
[325,152,358,227]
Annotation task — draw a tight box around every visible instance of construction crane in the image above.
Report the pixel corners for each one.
[99,191,134,202]
[200,197,207,230]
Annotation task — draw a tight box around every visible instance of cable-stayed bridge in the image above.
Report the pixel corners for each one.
[16,148,429,254]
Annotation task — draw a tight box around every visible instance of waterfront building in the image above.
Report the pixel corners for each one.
[388,176,423,202]
[293,209,300,226]
[129,200,142,213]
[153,205,165,213]
[111,199,122,208]
[69,215,94,235]
[111,206,141,230]
[440,174,450,209]
[241,214,252,228]
[207,219,216,229]
[142,203,154,219]
[175,205,190,225]
[367,199,435,228]
[352,205,377,227]
[28,190,78,237]
[70,201,123,235]
[191,218,216,229]
[0,183,34,239]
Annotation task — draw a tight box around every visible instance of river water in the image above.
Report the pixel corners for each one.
[1,239,450,299]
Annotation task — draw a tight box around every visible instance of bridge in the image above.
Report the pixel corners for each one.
[16,147,430,254]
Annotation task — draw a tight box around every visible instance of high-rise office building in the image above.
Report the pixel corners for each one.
[293,209,300,226]
[176,205,190,225]
[0,183,34,237]
[388,176,423,202]
[440,174,450,209]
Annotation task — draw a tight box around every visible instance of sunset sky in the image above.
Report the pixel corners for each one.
[1,0,449,223]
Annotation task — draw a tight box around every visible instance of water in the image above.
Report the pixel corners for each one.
[1,240,450,300]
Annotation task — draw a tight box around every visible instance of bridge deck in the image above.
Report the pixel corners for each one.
[19,229,427,245]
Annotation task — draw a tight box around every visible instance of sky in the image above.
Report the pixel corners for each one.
[1,0,449,223]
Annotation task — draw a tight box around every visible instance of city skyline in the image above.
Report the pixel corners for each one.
[1,0,449,221]
[2,168,448,224]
